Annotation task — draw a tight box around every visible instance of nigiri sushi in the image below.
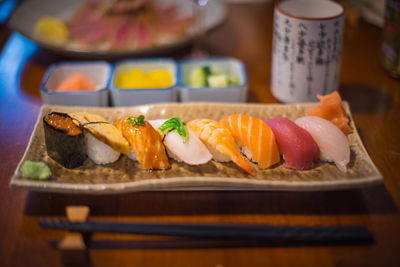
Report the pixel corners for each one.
[295,116,350,172]
[220,114,280,169]
[149,118,212,165]
[69,112,129,165]
[266,117,319,170]
[307,91,353,135]
[115,115,170,170]
[85,132,120,164]
[187,119,255,175]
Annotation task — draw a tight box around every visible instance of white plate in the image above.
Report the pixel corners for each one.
[8,0,227,58]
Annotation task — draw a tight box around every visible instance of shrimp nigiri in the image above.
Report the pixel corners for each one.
[295,116,350,172]
[149,118,212,165]
[187,119,255,175]
[115,115,170,170]
[307,91,353,135]
[220,114,280,169]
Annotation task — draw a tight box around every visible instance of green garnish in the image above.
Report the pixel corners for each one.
[158,118,188,143]
[127,115,145,127]
[21,161,52,180]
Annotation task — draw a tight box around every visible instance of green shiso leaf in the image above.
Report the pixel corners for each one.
[21,161,52,180]
[158,118,188,143]
[127,115,145,127]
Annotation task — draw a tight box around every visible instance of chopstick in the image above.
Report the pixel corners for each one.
[38,218,374,245]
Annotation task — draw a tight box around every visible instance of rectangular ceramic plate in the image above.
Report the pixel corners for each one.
[10,102,382,194]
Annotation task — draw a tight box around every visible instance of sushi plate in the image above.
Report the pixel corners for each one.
[8,0,227,58]
[10,102,382,194]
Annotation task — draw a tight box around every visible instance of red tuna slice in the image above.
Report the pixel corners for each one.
[266,117,320,170]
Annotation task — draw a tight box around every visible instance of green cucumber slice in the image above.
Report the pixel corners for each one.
[188,66,210,87]
[208,74,229,87]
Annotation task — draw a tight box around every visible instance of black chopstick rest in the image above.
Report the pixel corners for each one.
[38,218,374,245]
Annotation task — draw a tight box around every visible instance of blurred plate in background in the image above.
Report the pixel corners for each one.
[8,0,227,58]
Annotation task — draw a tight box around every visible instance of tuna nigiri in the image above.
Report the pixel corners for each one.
[149,118,212,165]
[220,114,280,169]
[307,91,353,135]
[187,119,255,175]
[266,117,319,170]
[115,115,170,170]
[295,116,350,172]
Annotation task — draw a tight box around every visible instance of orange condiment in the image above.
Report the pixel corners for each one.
[55,73,96,92]
[45,113,82,136]
[307,91,353,135]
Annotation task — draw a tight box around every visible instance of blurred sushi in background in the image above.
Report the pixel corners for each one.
[34,0,192,51]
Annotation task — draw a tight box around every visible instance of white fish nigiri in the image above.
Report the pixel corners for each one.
[149,118,212,165]
[295,116,350,172]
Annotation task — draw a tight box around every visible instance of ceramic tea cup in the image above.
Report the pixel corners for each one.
[271,0,344,103]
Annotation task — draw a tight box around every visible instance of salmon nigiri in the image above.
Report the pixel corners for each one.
[220,114,280,169]
[115,115,170,170]
[307,91,353,135]
[187,119,255,175]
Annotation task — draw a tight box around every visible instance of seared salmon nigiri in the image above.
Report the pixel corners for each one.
[220,114,280,169]
[115,115,170,170]
[187,119,255,175]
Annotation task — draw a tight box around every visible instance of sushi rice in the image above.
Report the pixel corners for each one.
[85,132,120,164]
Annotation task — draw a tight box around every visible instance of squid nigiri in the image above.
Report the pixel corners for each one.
[220,114,280,169]
[115,115,170,170]
[266,117,319,170]
[307,91,353,135]
[149,118,212,165]
[295,116,350,172]
[187,119,255,175]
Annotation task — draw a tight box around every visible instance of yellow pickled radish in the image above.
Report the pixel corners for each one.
[115,69,173,89]
[34,16,69,46]
[116,70,150,88]
[148,70,173,88]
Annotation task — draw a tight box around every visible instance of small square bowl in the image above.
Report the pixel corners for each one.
[179,58,248,102]
[110,58,178,106]
[41,61,112,106]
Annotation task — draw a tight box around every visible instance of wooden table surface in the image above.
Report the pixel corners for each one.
[1,3,400,267]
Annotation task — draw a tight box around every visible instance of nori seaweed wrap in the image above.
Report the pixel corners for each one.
[43,112,86,169]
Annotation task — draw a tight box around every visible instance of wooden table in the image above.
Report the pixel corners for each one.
[1,3,400,266]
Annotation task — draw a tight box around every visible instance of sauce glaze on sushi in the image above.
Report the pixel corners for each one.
[115,115,170,170]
